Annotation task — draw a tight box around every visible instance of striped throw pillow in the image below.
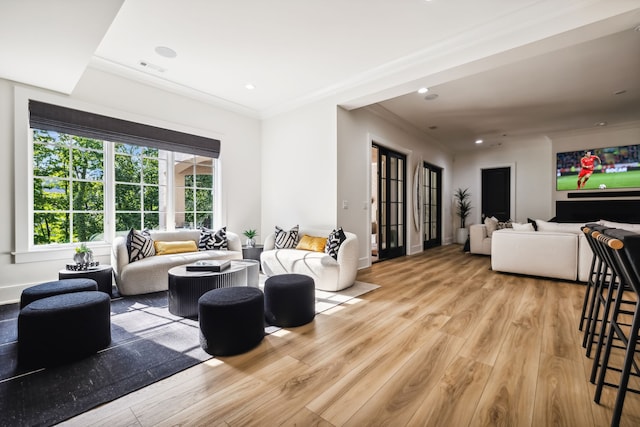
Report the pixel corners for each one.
[126,228,155,262]
[274,225,299,249]
[325,227,346,259]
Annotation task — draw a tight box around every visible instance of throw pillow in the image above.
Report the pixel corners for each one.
[126,228,155,263]
[484,216,499,237]
[274,225,299,249]
[154,240,198,255]
[325,227,347,259]
[198,226,227,250]
[497,220,513,230]
[512,222,535,231]
[527,218,538,231]
[296,235,327,252]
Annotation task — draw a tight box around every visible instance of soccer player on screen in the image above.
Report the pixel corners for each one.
[577,151,601,189]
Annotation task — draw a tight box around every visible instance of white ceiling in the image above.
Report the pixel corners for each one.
[2,0,640,153]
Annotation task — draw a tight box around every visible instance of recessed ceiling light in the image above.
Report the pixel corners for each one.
[245,83,256,90]
[475,139,483,144]
[155,46,177,59]
[418,87,429,94]
[595,121,608,127]
[424,93,439,100]
[614,89,627,95]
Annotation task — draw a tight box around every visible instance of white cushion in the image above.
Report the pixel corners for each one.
[534,219,583,234]
[260,249,340,291]
[512,222,535,231]
[491,229,578,281]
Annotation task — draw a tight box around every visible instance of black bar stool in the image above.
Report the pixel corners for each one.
[592,229,640,427]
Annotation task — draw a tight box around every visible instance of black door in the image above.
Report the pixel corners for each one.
[373,144,406,261]
[482,167,510,220]
[422,162,442,249]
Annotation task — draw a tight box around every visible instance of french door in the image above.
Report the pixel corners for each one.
[373,144,406,261]
[422,162,442,249]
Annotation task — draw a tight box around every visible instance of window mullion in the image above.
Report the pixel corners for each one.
[104,141,115,244]
[166,151,175,231]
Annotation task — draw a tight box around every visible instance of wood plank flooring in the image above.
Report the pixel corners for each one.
[61,245,640,426]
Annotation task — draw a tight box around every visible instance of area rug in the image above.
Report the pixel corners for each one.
[0,280,378,427]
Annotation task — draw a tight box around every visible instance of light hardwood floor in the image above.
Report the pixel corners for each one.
[62,245,640,426]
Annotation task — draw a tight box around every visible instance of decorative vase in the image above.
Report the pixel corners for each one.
[73,252,84,264]
[245,238,255,248]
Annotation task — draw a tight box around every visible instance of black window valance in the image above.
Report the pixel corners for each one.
[29,100,220,158]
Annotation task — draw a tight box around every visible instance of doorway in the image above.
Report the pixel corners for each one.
[482,167,511,220]
[371,144,407,262]
[422,162,442,249]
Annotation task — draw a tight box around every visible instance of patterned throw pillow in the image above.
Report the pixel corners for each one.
[198,226,227,250]
[325,227,347,259]
[274,225,299,249]
[497,220,513,230]
[126,228,155,263]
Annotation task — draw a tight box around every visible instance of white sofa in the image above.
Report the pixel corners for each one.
[112,230,243,295]
[260,228,359,291]
[490,219,640,282]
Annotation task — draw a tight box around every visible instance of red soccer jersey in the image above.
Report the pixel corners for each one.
[581,156,597,170]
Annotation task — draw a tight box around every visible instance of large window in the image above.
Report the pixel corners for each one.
[31,128,216,247]
[15,96,222,257]
[33,130,105,244]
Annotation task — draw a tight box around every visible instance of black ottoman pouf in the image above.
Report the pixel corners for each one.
[20,278,98,309]
[264,274,315,327]
[199,286,264,356]
[18,291,111,368]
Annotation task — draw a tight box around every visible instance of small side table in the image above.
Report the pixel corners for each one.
[59,265,114,297]
[242,245,264,263]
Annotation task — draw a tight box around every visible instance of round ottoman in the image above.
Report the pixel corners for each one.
[264,274,315,327]
[20,278,98,309]
[18,291,111,368]
[198,286,264,356]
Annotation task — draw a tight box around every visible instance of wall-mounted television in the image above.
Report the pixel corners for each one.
[556,144,640,191]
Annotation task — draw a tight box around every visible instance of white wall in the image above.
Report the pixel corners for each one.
[0,68,261,303]
[337,106,454,267]
[452,136,553,225]
[261,99,338,236]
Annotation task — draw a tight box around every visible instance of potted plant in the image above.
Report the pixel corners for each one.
[243,229,258,247]
[74,243,93,264]
[454,188,472,244]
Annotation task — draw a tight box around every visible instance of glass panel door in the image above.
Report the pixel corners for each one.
[373,144,406,261]
[422,162,442,249]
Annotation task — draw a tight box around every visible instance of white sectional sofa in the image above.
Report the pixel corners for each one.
[112,229,242,295]
[490,219,640,282]
[260,228,358,291]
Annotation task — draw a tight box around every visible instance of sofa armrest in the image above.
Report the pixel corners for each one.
[111,236,129,280]
[263,233,276,250]
[226,231,242,252]
[336,232,359,287]
[470,224,491,255]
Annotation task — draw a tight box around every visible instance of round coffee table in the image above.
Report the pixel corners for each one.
[168,261,249,317]
[58,265,114,297]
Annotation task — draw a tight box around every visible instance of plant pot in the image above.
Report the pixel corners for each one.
[456,228,469,245]
[245,238,255,247]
